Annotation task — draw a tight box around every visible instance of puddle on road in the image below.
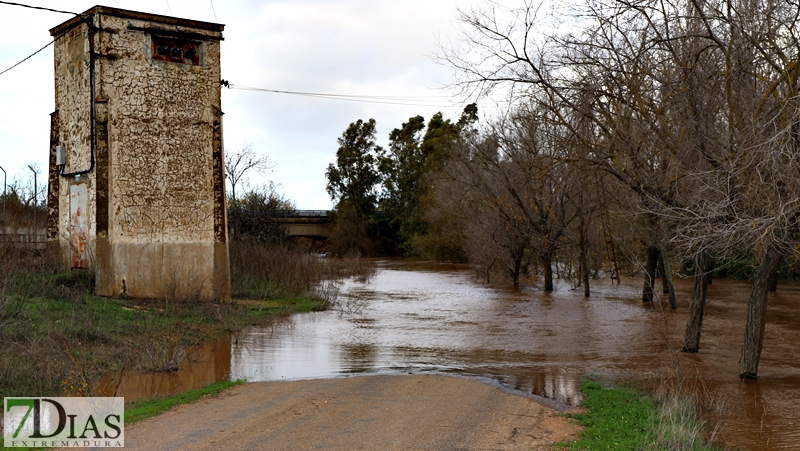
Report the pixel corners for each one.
[109,259,800,450]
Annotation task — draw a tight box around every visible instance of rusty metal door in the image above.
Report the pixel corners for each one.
[69,182,88,268]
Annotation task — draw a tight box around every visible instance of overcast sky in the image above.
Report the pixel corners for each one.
[0,0,518,209]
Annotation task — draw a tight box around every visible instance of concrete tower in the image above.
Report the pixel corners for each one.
[47,6,230,300]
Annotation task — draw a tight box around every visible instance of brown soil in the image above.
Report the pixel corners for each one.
[119,374,581,450]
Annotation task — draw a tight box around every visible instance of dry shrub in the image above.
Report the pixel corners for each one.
[648,383,710,450]
[229,238,378,312]
[229,238,328,300]
[324,251,377,283]
[0,248,26,323]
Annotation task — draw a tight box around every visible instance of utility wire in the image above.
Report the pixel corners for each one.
[0,1,86,77]
[0,39,55,77]
[0,1,99,78]
[164,0,172,15]
[0,1,82,16]
[227,83,450,99]
[209,0,218,22]
[225,83,455,107]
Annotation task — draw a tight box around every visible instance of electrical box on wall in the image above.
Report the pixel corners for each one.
[56,145,66,165]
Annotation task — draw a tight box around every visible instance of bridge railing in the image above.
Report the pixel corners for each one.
[227,209,330,218]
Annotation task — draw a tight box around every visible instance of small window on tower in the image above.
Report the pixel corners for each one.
[152,36,200,65]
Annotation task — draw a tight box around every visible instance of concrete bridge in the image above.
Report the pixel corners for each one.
[228,210,331,239]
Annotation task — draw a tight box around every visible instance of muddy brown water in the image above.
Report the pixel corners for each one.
[109,259,800,450]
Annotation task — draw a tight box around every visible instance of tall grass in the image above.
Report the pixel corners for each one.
[229,238,377,308]
[0,240,103,399]
[649,393,713,450]
[645,371,726,451]
[568,377,722,451]
[229,238,328,301]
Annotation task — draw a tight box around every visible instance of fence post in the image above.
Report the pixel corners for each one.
[28,165,37,232]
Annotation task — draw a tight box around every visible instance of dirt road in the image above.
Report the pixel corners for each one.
[120,374,580,450]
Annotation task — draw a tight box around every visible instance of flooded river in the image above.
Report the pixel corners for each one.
[112,259,800,450]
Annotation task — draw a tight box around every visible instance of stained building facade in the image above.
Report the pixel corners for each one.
[47,6,230,300]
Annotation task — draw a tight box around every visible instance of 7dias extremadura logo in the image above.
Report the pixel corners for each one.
[4,397,124,448]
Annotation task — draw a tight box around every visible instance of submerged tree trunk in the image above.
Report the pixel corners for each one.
[768,257,781,292]
[542,254,554,292]
[642,245,659,303]
[658,259,669,293]
[740,246,784,379]
[683,253,710,353]
[511,247,524,286]
[579,222,590,297]
[582,263,590,297]
[659,242,677,309]
[705,259,714,285]
[768,273,778,292]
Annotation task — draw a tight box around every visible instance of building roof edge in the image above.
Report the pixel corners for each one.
[50,5,225,37]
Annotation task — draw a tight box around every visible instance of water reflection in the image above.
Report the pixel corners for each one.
[234,261,657,396]
[229,259,800,451]
[107,259,799,451]
[99,335,231,400]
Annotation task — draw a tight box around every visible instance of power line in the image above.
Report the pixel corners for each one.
[0,39,55,77]
[224,83,455,107]
[164,0,172,15]
[209,0,218,22]
[0,2,87,77]
[0,1,82,16]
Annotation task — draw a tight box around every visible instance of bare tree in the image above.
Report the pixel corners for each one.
[650,0,800,376]
[440,0,688,302]
[441,0,800,378]
[437,104,581,288]
[224,142,275,205]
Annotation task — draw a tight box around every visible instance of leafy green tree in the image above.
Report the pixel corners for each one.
[378,105,479,256]
[325,119,385,255]
[325,119,383,217]
[378,115,426,252]
[419,112,460,171]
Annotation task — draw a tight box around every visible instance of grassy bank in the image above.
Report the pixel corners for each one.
[0,236,346,447]
[124,379,245,424]
[0,276,324,401]
[566,379,720,451]
[0,238,369,402]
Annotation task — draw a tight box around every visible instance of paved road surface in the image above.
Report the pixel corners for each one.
[120,374,581,450]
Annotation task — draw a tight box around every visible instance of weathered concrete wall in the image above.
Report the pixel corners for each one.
[52,20,96,271]
[50,8,229,300]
